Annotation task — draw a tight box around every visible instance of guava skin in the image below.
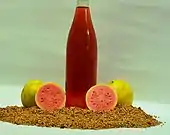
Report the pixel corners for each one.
[21,80,44,107]
[108,80,134,105]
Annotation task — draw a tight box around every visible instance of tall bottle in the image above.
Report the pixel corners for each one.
[65,0,98,109]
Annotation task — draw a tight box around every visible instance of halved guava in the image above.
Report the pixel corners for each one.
[35,82,66,111]
[85,84,118,111]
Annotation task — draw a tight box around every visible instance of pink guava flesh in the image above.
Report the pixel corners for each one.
[86,85,118,111]
[35,83,66,111]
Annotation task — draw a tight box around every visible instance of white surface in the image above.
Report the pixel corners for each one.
[0,85,170,135]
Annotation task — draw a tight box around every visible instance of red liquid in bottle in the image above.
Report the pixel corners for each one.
[65,3,98,108]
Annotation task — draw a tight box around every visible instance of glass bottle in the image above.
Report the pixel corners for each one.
[65,0,98,109]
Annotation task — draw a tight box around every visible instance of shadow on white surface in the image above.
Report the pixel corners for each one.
[0,85,169,135]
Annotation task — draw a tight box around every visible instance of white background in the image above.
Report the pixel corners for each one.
[0,0,170,104]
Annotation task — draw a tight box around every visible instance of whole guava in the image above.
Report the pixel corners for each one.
[21,80,43,107]
[107,80,134,105]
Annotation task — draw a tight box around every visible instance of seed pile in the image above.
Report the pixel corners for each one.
[0,105,162,129]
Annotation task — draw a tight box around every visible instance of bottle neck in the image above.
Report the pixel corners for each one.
[77,0,89,7]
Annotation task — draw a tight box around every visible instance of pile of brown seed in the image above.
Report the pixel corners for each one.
[0,105,162,130]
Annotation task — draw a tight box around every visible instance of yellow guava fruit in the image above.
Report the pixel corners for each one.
[107,80,134,105]
[21,80,44,107]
